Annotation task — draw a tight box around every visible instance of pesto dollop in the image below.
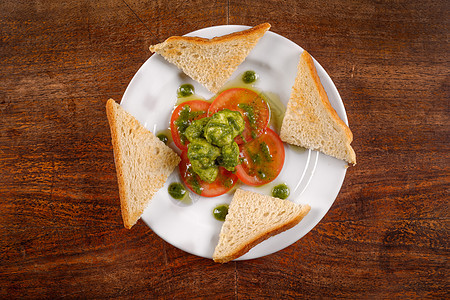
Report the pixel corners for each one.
[218,142,240,171]
[168,182,187,200]
[272,183,290,199]
[177,84,195,97]
[213,204,229,221]
[185,117,210,142]
[187,139,221,183]
[184,109,245,182]
[204,109,245,147]
[242,70,258,84]
[157,133,169,144]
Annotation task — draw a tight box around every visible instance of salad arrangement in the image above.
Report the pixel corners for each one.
[168,73,285,198]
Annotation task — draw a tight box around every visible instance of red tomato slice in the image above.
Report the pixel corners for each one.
[235,128,285,186]
[179,151,238,197]
[208,88,270,144]
[170,100,211,151]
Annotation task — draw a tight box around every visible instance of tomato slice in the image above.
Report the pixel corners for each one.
[170,100,211,151]
[208,88,270,144]
[179,151,238,197]
[235,128,285,186]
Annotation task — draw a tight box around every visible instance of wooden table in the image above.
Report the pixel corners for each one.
[1,0,448,298]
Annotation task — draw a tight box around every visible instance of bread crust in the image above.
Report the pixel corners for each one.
[150,23,270,51]
[106,99,132,228]
[213,204,311,263]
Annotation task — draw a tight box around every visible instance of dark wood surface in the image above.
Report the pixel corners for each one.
[1,0,448,298]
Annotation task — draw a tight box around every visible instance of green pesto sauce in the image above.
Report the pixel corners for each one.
[168,182,187,200]
[247,142,273,165]
[157,133,169,144]
[177,84,195,97]
[237,102,257,129]
[250,152,262,164]
[156,129,173,145]
[186,166,203,195]
[272,183,290,199]
[174,78,287,186]
[174,105,192,143]
[187,139,220,183]
[221,176,235,188]
[242,70,258,84]
[184,117,210,142]
[204,109,245,147]
[174,105,206,144]
[259,141,272,161]
[218,142,240,171]
[257,170,267,180]
[213,204,229,221]
[184,109,244,182]
[243,141,276,181]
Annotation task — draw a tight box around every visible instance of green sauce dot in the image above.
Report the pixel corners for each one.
[168,183,187,200]
[272,184,290,199]
[213,204,229,221]
[177,84,194,97]
[257,170,267,180]
[242,71,258,84]
[157,133,168,144]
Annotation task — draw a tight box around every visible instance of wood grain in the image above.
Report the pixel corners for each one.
[0,0,448,298]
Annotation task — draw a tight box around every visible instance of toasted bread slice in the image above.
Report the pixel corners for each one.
[149,23,271,93]
[280,51,356,165]
[213,189,311,263]
[106,99,180,229]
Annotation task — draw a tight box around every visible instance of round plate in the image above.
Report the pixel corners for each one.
[121,25,348,260]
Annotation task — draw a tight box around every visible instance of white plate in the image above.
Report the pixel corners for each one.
[121,25,348,260]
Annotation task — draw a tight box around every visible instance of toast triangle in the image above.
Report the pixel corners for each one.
[213,189,311,263]
[149,23,271,93]
[280,51,356,165]
[106,99,180,229]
